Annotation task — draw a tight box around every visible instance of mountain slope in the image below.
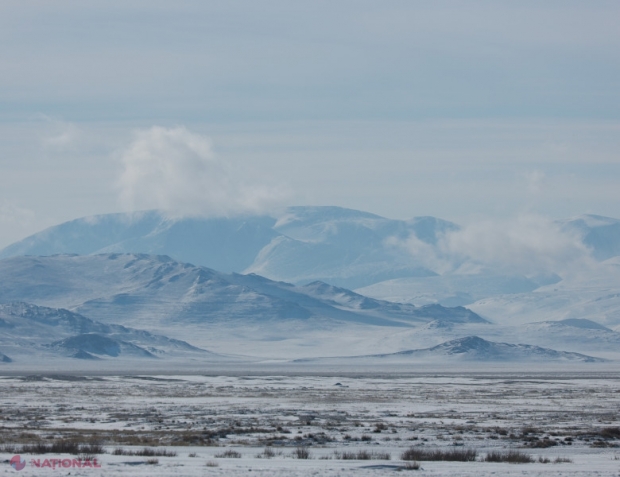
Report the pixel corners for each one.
[0,302,217,363]
[300,336,604,363]
[244,207,451,288]
[0,211,279,274]
[3,208,618,298]
[560,214,620,261]
[0,254,484,341]
[0,207,459,289]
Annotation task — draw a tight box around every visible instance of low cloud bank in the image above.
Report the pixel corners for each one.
[391,214,595,277]
[117,126,286,218]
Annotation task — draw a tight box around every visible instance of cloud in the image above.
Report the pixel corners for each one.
[117,126,287,217]
[441,215,594,276]
[390,214,595,277]
[384,234,454,275]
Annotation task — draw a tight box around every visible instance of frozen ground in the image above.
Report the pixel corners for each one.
[1,373,620,476]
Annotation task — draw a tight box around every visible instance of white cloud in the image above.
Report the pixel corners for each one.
[384,234,454,275]
[117,126,287,217]
[390,214,595,277]
[441,215,594,276]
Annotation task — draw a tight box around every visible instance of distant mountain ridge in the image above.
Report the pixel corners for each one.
[0,254,486,342]
[1,207,619,367]
[0,207,457,289]
[1,207,617,298]
[298,336,604,364]
[0,253,616,366]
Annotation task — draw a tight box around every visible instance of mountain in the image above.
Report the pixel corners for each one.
[5,208,618,302]
[0,207,458,289]
[300,336,604,364]
[0,211,279,274]
[560,214,620,261]
[1,207,619,364]
[50,334,155,359]
[355,273,546,307]
[0,254,485,353]
[244,207,453,288]
[0,302,216,363]
[518,318,620,353]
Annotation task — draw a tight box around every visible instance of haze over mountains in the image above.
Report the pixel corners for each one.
[1,205,619,368]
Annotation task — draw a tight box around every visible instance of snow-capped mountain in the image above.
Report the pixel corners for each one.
[0,207,456,289]
[2,208,617,303]
[0,211,279,274]
[0,254,485,357]
[0,302,216,363]
[0,207,619,366]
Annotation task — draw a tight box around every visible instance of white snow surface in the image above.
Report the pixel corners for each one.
[1,373,619,476]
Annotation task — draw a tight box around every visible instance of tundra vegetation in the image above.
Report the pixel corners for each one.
[0,373,617,473]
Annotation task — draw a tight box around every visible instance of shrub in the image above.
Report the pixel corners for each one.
[601,427,620,439]
[79,442,105,454]
[215,449,242,458]
[401,447,477,462]
[21,440,80,454]
[484,450,534,463]
[260,447,275,458]
[294,447,311,459]
[336,450,390,460]
[134,448,177,457]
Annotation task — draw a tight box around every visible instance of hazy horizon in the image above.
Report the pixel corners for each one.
[1,2,619,248]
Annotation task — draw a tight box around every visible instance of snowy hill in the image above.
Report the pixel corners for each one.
[50,334,155,359]
[0,254,485,355]
[0,302,218,363]
[301,336,604,364]
[517,318,620,353]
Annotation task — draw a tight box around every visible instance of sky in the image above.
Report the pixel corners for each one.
[1,1,619,248]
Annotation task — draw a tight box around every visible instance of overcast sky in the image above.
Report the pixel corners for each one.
[1,1,619,247]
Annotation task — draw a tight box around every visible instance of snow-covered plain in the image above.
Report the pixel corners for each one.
[1,373,620,476]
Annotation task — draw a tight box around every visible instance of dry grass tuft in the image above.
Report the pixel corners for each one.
[401,447,477,462]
